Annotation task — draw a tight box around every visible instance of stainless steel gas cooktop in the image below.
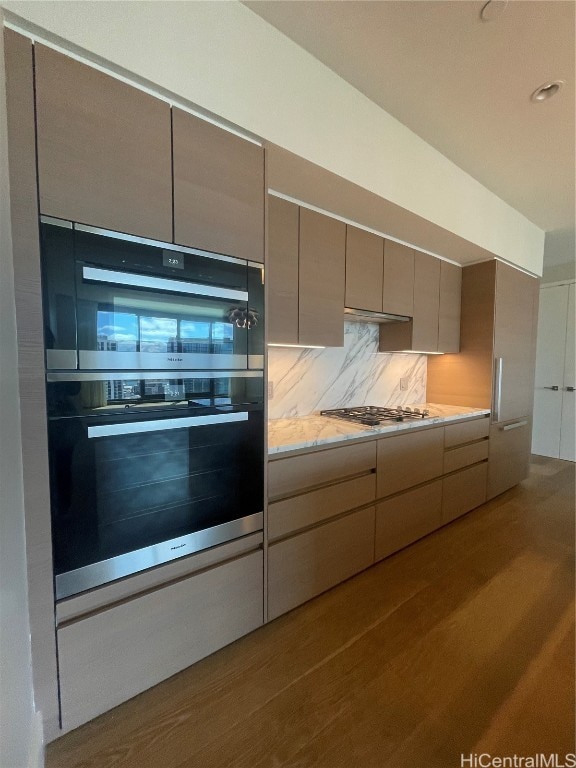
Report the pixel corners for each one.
[320,405,430,426]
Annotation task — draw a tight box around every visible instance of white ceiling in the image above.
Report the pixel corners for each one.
[245,0,575,236]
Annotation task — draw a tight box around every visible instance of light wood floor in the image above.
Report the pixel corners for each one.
[47,457,575,768]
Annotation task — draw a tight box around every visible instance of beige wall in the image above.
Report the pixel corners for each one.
[1,0,545,275]
[0,14,43,768]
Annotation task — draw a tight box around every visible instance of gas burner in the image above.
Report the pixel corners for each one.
[320,405,430,426]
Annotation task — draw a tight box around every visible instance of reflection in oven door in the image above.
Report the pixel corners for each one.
[40,220,264,371]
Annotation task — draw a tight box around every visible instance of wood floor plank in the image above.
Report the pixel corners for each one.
[46,458,575,768]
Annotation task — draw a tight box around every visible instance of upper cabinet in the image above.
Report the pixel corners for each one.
[299,208,346,347]
[34,45,172,242]
[438,261,462,353]
[172,109,264,262]
[379,251,461,354]
[267,197,345,347]
[345,234,415,318]
[345,226,384,313]
[34,46,265,258]
[269,194,461,352]
[493,261,539,422]
[382,241,414,317]
[412,251,441,351]
[267,196,299,345]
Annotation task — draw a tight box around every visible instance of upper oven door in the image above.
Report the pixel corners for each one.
[40,220,263,371]
[75,227,252,370]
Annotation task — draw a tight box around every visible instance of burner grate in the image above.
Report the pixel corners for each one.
[320,406,430,426]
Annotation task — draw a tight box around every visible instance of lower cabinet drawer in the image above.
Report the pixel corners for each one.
[377,426,444,498]
[268,440,376,500]
[442,463,488,524]
[268,506,375,621]
[375,480,442,562]
[58,550,263,731]
[268,473,376,541]
[444,417,489,448]
[443,439,489,474]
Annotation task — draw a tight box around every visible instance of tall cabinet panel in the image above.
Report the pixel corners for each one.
[438,261,462,353]
[267,196,299,344]
[412,251,441,351]
[427,259,539,500]
[4,29,61,739]
[173,108,265,262]
[34,45,172,241]
[382,240,414,316]
[345,225,384,312]
[298,208,346,347]
[493,262,539,423]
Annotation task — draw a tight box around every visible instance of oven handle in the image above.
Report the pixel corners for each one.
[82,266,248,302]
[87,411,248,438]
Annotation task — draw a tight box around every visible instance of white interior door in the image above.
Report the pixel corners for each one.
[531,284,569,457]
[559,283,575,461]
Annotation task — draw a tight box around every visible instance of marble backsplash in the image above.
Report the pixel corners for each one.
[268,322,426,419]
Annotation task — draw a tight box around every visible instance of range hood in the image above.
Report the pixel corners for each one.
[344,307,411,324]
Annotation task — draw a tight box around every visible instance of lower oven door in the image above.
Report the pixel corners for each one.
[47,372,264,599]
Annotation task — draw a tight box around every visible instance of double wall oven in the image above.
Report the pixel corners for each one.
[41,218,264,600]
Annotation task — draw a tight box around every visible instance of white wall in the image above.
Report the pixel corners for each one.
[542,229,576,284]
[0,13,43,768]
[1,0,544,275]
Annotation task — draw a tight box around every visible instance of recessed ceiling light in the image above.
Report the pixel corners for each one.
[531,81,564,103]
[480,0,508,22]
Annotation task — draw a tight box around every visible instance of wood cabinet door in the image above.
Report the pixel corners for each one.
[442,463,487,523]
[298,208,346,347]
[268,507,375,620]
[438,261,462,352]
[412,251,441,351]
[487,419,531,499]
[376,426,444,498]
[345,225,383,312]
[382,240,414,316]
[493,263,539,422]
[173,108,264,261]
[58,550,263,730]
[35,45,172,241]
[268,440,376,500]
[375,480,442,562]
[267,196,299,344]
[268,474,376,541]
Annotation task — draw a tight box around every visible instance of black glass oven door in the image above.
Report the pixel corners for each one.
[76,265,250,370]
[47,372,264,599]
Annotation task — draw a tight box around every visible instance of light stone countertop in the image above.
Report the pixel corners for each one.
[268,403,491,456]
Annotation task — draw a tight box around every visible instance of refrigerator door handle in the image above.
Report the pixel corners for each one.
[500,420,528,432]
[493,357,503,422]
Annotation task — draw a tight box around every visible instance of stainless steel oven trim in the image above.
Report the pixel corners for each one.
[54,512,263,600]
[40,215,73,229]
[87,411,249,438]
[72,221,247,266]
[82,265,249,302]
[47,370,264,382]
[46,349,78,370]
[78,350,252,371]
